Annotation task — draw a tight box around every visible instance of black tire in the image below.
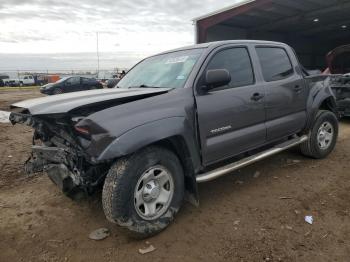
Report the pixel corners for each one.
[102,146,184,238]
[300,110,338,159]
[53,88,63,95]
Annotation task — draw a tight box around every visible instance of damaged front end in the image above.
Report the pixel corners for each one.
[9,88,171,198]
[329,75,350,117]
[10,112,110,197]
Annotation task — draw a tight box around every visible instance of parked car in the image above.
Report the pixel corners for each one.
[322,45,350,117]
[10,40,338,237]
[329,74,350,117]
[40,76,103,95]
[3,74,35,87]
[0,74,9,87]
[106,78,120,88]
[34,75,48,86]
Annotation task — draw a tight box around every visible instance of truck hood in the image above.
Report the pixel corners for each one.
[326,44,350,74]
[11,88,170,115]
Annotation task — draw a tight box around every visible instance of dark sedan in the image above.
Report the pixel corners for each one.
[40,76,103,95]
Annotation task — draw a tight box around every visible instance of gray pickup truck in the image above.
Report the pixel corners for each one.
[10,40,338,237]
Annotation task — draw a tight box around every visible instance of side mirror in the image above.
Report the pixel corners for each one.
[204,69,231,91]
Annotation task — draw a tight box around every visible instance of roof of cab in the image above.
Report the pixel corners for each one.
[157,39,287,55]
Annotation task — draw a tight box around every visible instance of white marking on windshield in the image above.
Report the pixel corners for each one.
[165,56,189,64]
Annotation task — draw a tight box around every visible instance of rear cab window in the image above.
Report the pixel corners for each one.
[256,47,294,82]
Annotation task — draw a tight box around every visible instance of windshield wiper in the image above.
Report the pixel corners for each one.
[128,84,157,89]
[128,84,149,88]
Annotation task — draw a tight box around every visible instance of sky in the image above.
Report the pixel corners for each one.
[0,0,243,71]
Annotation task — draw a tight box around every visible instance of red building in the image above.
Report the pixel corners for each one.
[194,0,350,70]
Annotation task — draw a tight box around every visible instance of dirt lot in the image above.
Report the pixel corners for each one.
[0,90,349,262]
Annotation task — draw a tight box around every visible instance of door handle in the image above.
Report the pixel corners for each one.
[251,93,264,101]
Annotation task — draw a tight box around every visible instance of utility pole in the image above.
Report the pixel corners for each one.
[96,32,100,78]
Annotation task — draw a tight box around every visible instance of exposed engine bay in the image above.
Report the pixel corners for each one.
[329,74,350,117]
[9,112,110,196]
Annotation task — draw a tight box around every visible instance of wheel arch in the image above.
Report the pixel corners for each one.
[319,96,337,114]
[95,117,202,205]
[305,94,338,132]
[152,136,199,206]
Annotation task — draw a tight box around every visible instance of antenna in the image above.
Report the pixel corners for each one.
[96,32,100,77]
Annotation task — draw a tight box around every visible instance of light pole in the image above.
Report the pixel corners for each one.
[96,32,100,78]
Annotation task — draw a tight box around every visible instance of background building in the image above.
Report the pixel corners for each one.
[194,0,350,70]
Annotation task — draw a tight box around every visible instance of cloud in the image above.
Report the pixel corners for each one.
[0,0,240,31]
[0,0,243,68]
[0,31,55,43]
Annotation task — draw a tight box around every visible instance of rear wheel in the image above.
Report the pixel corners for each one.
[300,110,338,159]
[102,146,184,237]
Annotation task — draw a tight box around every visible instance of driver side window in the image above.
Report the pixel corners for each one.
[66,77,80,85]
[207,47,255,91]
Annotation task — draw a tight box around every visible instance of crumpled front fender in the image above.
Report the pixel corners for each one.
[94,117,200,167]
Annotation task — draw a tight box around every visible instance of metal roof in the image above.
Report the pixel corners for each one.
[194,0,350,41]
[192,0,256,22]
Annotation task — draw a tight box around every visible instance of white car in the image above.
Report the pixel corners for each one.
[3,75,35,86]
[21,75,35,85]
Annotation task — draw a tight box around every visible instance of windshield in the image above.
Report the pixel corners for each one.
[55,77,69,84]
[117,48,203,89]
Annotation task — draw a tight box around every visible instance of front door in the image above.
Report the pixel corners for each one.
[65,76,81,92]
[196,46,266,165]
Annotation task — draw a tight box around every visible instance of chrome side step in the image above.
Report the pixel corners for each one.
[196,135,308,183]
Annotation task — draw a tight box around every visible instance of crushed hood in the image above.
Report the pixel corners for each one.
[11,88,170,115]
[326,45,350,74]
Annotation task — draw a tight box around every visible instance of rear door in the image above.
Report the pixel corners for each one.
[254,46,307,141]
[195,45,266,165]
[81,77,91,90]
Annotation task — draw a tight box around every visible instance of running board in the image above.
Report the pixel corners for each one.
[196,135,308,183]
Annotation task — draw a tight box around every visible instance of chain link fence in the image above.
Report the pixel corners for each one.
[0,68,128,87]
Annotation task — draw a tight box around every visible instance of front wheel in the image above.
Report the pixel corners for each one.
[52,88,63,95]
[102,146,184,237]
[300,110,338,159]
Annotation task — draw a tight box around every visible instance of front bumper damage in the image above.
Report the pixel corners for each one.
[10,112,109,196]
[26,146,82,194]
